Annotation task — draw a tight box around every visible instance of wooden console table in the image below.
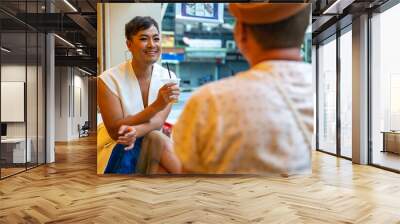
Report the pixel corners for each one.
[381,131,400,154]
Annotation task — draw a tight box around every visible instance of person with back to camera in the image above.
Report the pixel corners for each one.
[172,3,314,175]
[97,16,182,174]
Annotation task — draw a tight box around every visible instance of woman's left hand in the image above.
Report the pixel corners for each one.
[117,125,137,150]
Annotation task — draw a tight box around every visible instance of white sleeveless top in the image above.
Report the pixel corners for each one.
[99,60,176,117]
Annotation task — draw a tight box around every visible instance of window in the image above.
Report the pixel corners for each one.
[317,37,337,154]
[340,28,352,158]
[371,3,400,171]
[0,1,47,179]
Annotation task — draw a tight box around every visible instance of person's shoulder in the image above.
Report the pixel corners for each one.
[273,61,312,74]
[278,61,312,83]
[293,61,312,69]
[287,61,312,73]
[99,60,129,79]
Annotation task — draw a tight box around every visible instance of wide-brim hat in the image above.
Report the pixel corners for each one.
[229,3,309,24]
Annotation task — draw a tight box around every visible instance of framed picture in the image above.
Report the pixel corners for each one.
[175,3,224,24]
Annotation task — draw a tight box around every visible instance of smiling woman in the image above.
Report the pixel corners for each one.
[125,17,161,64]
[97,16,182,175]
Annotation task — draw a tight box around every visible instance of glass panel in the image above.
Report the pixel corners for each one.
[312,45,317,150]
[371,4,400,171]
[0,1,46,178]
[318,37,337,154]
[26,0,39,169]
[27,30,38,169]
[38,32,45,165]
[1,5,28,177]
[340,29,352,158]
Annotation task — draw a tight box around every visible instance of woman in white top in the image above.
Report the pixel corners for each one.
[97,16,181,174]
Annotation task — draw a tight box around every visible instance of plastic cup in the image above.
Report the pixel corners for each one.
[161,78,180,103]
[161,78,180,86]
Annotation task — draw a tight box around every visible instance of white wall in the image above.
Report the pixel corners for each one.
[1,64,46,163]
[55,66,68,141]
[1,65,40,138]
[72,73,89,138]
[1,65,25,136]
[54,67,89,141]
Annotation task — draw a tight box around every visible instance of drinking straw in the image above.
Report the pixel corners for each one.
[166,62,171,78]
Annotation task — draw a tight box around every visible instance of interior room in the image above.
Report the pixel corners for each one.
[0,7,46,177]
[0,1,399,223]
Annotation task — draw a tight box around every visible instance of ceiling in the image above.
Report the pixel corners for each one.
[311,0,390,44]
[2,0,396,73]
[0,0,97,73]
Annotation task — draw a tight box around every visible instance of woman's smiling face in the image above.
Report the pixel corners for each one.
[127,25,161,65]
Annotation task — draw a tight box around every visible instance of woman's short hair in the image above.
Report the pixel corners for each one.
[125,16,159,40]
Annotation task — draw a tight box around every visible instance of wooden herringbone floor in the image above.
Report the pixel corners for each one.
[1,136,400,223]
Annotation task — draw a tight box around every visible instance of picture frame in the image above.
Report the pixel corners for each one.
[175,3,224,24]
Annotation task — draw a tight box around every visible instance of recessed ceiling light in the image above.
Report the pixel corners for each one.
[63,0,78,12]
[54,34,75,48]
[322,0,353,15]
[1,47,11,53]
[78,67,93,76]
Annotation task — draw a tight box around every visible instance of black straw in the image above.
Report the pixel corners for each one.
[166,62,171,79]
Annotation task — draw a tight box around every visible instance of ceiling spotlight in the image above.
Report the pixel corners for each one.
[1,47,11,53]
[54,34,75,48]
[63,0,78,12]
[78,67,93,76]
[322,0,354,15]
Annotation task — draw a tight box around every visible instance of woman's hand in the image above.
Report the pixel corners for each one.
[117,125,137,150]
[152,83,180,111]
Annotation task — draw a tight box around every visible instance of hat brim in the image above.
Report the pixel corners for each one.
[229,3,309,24]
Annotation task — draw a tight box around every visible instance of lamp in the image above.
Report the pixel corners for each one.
[63,0,78,12]
[54,34,75,48]
[1,47,11,53]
